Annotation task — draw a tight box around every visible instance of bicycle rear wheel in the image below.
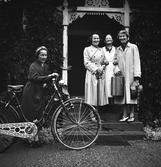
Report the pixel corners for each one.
[0,103,17,153]
[52,98,101,150]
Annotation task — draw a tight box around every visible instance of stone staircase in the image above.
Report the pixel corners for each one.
[96,105,146,142]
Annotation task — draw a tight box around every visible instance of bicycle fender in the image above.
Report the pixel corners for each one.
[51,97,85,117]
[0,101,21,122]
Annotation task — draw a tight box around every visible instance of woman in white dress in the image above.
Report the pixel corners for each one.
[102,34,120,104]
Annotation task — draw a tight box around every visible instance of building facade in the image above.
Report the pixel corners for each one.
[60,0,130,96]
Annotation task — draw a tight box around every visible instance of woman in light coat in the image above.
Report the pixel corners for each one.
[116,30,141,122]
[83,33,109,106]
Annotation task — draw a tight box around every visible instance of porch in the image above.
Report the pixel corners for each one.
[97,105,145,141]
[63,0,145,141]
[71,97,145,141]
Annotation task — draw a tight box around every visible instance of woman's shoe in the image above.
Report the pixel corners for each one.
[127,117,135,122]
[119,116,129,122]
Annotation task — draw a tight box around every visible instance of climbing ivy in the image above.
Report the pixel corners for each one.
[1,0,161,126]
[129,0,161,127]
[0,0,63,86]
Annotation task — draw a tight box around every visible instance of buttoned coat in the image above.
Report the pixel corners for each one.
[116,42,141,104]
[84,45,108,106]
[21,60,52,121]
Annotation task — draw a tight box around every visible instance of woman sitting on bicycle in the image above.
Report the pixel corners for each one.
[21,46,58,148]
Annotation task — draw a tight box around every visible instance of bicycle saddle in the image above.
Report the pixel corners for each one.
[8,85,24,92]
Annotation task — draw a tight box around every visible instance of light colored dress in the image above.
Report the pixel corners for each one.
[116,42,141,104]
[84,45,108,106]
[102,46,120,98]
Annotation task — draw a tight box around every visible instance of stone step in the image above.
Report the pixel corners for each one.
[97,104,138,113]
[98,104,140,114]
[99,112,139,122]
[101,121,143,131]
[96,130,146,142]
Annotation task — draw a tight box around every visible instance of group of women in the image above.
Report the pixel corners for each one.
[83,29,141,123]
[21,29,141,148]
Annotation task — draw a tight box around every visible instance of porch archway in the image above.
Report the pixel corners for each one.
[68,14,124,96]
[61,0,130,96]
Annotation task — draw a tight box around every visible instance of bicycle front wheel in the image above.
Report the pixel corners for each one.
[0,103,17,153]
[52,98,101,150]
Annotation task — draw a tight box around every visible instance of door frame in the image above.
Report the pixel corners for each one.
[61,0,130,85]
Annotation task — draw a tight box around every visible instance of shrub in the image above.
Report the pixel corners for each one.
[129,0,161,126]
[144,125,161,141]
[39,127,55,144]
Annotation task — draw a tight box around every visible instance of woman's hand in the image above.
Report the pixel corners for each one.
[96,69,103,75]
[95,69,104,79]
[113,60,118,65]
[101,60,109,66]
[103,60,109,66]
[48,73,59,78]
[115,71,121,76]
[51,73,59,78]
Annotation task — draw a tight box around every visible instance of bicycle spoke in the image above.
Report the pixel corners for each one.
[79,105,91,123]
[53,99,100,150]
[0,135,12,147]
[0,103,16,153]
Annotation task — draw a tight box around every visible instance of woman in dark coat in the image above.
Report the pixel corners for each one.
[21,46,58,147]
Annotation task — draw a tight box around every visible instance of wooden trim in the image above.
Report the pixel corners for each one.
[76,7,125,13]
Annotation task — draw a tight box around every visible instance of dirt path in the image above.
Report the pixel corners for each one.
[0,140,161,167]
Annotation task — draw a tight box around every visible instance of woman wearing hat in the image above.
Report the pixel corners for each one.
[21,46,58,147]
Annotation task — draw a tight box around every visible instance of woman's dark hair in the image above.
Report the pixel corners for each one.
[35,46,48,58]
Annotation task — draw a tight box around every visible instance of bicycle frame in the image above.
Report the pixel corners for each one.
[0,78,101,152]
[0,78,70,139]
[36,78,70,127]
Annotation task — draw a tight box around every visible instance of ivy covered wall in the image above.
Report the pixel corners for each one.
[0,0,64,88]
[0,0,161,126]
[129,0,161,126]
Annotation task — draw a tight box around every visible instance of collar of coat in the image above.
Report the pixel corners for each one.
[91,45,101,50]
[118,42,131,51]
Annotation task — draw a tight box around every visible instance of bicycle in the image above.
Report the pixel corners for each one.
[0,77,101,153]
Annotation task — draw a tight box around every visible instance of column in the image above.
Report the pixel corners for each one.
[62,0,69,85]
[124,0,130,33]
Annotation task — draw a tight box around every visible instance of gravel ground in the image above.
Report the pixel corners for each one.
[0,140,161,167]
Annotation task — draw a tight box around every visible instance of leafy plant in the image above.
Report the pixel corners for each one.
[0,0,63,86]
[39,126,55,144]
[129,0,161,126]
[144,126,161,141]
[1,0,161,127]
